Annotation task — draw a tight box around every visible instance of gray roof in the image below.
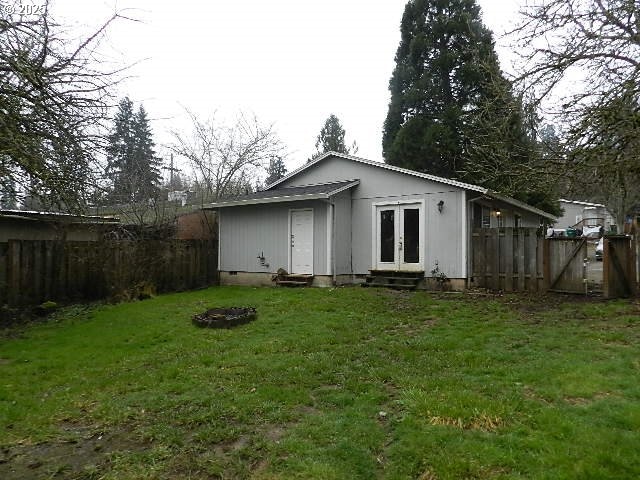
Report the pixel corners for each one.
[266,151,487,193]
[202,180,359,208]
[265,152,557,220]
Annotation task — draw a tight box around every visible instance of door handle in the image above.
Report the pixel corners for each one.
[398,240,403,250]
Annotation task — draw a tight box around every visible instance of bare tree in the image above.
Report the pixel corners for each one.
[511,0,640,220]
[512,0,639,107]
[566,89,640,226]
[0,2,128,211]
[170,111,285,202]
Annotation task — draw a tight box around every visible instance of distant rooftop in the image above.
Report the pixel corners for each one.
[559,199,605,208]
[0,209,120,223]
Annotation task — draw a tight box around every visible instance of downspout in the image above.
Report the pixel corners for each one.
[328,199,336,286]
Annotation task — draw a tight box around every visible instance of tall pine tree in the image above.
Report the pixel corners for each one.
[265,156,287,186]
[131,105,161,199]
[312,114,358,160]
[106,98,160,202]
[382,0,507,178]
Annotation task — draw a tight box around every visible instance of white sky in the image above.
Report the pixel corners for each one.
[50,0,526,177]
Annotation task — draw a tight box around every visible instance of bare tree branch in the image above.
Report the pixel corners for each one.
[170,110,285,202]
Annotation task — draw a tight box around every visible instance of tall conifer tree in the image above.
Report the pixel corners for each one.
[312,114,358,160]
[265,156,287,186]
[383,0,506,178]
[106,98,160,202]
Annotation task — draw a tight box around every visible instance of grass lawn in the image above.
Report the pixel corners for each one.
[0,287,639,479]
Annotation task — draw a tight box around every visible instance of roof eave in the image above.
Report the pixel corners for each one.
[202,180,360,209]
[487,191,558,221]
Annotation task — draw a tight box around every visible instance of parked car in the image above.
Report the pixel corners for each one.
[595,237,604,261]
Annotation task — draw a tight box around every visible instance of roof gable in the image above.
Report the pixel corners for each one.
[267,151,487,193]
[267,152,556,220]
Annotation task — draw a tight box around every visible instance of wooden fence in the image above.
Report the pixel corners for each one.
[471,228,544,292]
[603,235,638,298]
[0,239,218,307]
[472,228,638,297]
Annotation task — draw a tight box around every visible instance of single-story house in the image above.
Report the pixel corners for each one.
[556,199,616,231]
[204,152,556,289]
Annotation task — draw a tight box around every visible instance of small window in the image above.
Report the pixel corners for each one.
[482,207,491,228]
[515,214,521,228]
[497,214,504,228]
[473,203,482,228]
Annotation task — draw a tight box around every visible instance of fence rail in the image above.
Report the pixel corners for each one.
[0,239,218,307]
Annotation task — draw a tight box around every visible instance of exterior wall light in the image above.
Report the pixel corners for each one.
[495,208,501,217]
[437,200,444,213]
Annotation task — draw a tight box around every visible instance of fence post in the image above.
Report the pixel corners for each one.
[504,227,514,292]
[516,229,525,291]
[542,238,551,292]
[8,240,21,306]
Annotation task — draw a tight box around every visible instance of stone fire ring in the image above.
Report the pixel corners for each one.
[192,307,257,329]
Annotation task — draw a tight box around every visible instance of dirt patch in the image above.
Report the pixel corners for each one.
[212,435,250,457]
[0,426,149,480]
[385,316,439,337]
[564,392,617,406]
[382,289,414,312]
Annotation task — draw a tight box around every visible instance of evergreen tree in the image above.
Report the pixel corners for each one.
[106,97,135,202]
[382,0,507,178]
[106,98,160,202]
[312,114,358,160]
[131,105,161,199]
[0,174,18,209]
[265,156,287,186]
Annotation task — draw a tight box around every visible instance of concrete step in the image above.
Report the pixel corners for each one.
[362,282,417,290]
[368,270,424,278]
[276,280,311,287]
[276,274,314,287]
[365,276,420,284]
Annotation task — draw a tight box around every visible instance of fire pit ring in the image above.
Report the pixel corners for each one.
[192,307,257,329]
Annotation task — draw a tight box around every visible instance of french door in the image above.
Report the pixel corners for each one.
[374,202,423,271]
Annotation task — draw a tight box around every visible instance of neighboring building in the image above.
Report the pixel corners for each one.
[0,210,120,242]
[557,199,616,230]
[174,210,216,240]
[204,152,556,289]
[168,190,188,207]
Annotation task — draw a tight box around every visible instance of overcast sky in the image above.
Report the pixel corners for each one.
[52,0,526,178]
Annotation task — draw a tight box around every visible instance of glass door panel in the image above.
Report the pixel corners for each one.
[379,209,396,263]
[402,208,420,263]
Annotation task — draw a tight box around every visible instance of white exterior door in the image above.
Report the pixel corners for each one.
[290,209,313,274]
[375,203,423,271]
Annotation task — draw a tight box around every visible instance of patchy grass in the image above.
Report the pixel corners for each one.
[0,287,639,479]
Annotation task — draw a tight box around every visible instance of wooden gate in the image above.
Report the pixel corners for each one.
[603,235,637,298]
[544,237,588,294]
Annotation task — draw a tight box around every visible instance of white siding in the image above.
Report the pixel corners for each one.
[219,200,328,275]
[279,156,467,278]
[332,189,352,275]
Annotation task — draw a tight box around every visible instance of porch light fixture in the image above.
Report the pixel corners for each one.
[437,200,444,213]
[495,208,502,217]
